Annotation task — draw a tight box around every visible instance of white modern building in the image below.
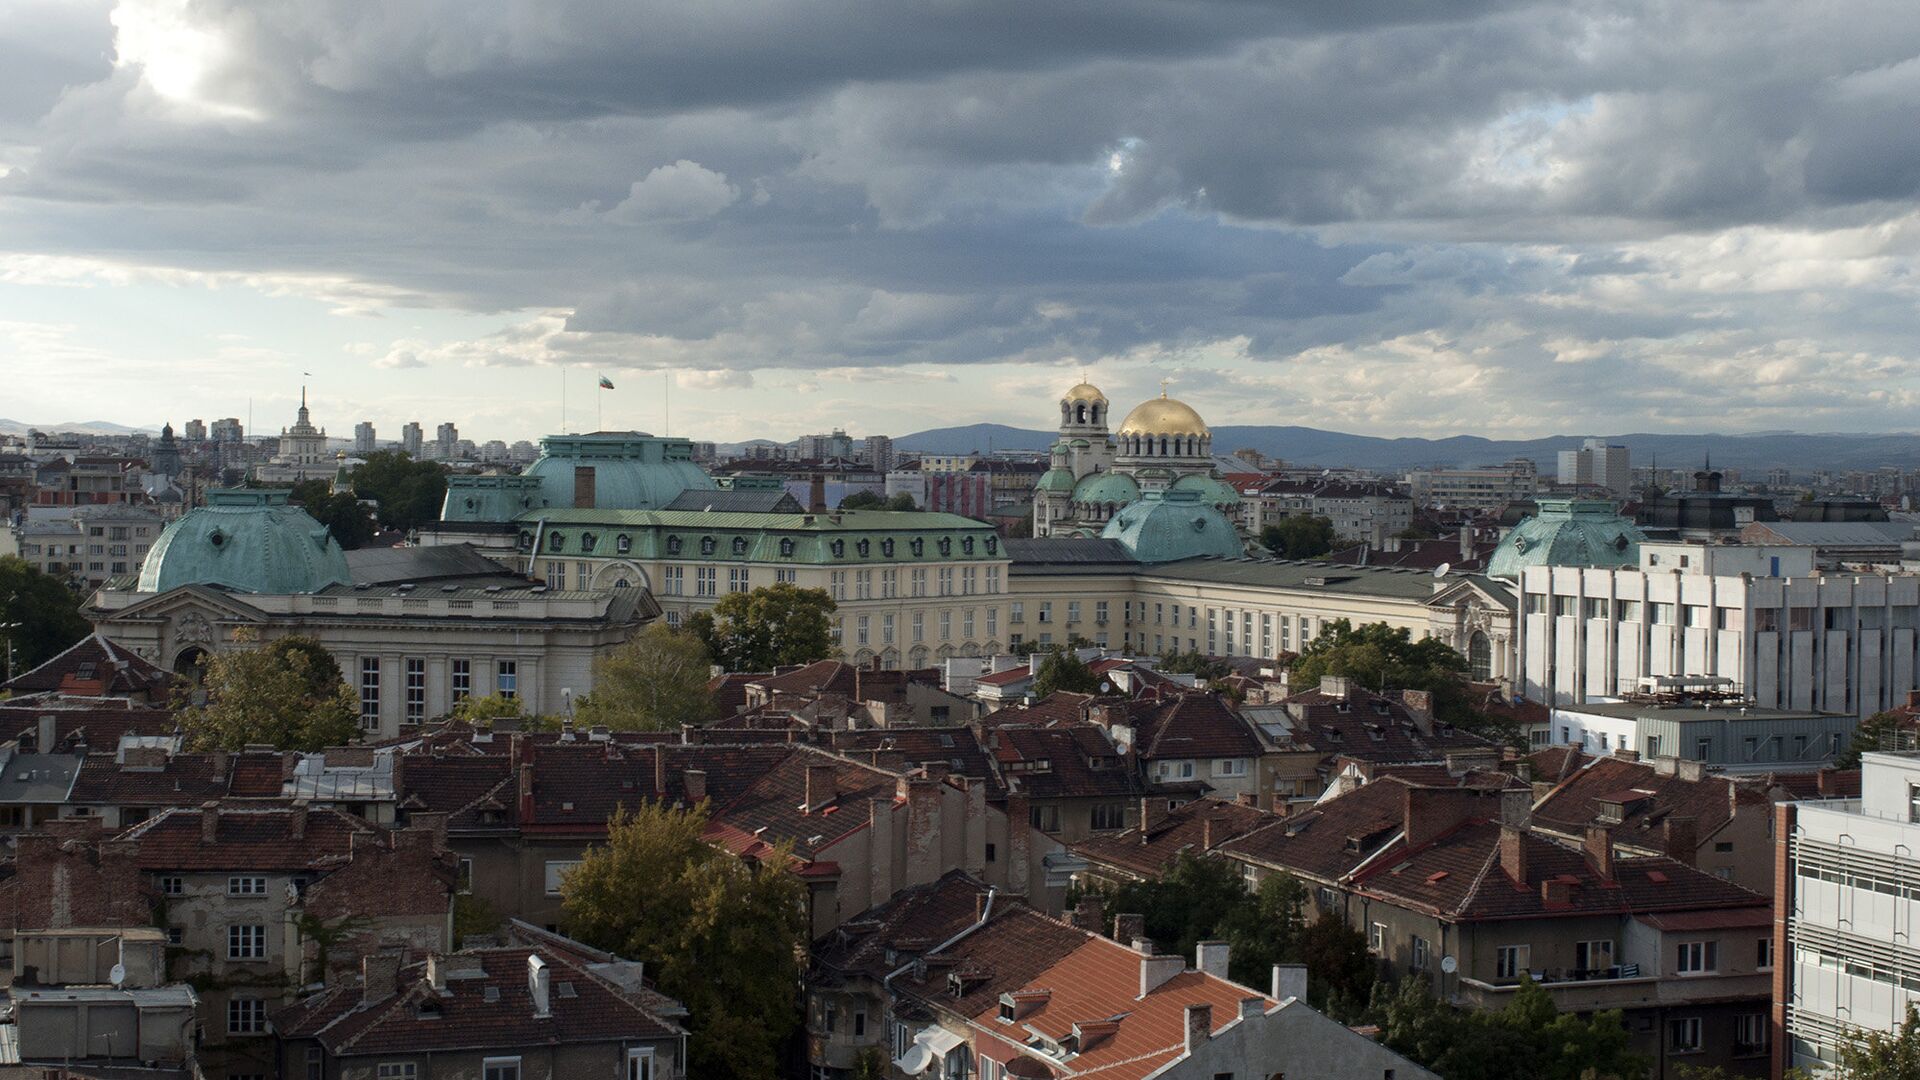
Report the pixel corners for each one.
[1520,541,1920,720]
[1557,437,1633,498]
[1776,751,1920,1072]
[1406,459,1539,511]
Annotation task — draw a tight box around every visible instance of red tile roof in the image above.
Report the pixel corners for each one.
[1129,693,1262,762]
[988,725,1141,800]
[68,752,229,807]
[1530,756,1766,851]
[0,699,178,753]
[1072,797,1275,879]
[1219,778,1420,882]
[1278,687,1494,765]
[812,870,993,979]
[830,728,1004,796]
[2,633,174,698]
[396,754,517,831]
[118,804,376,872]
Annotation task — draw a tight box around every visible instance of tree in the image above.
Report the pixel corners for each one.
[574,625,717,730]
[0,556,90,674]
[563,802,807,1079]
[348,450,448,532]
[1836,1004,1920,1080]
[1369,975,1644,1080]
[449,693,528,727]
[839,490,917,511]
[1839,709,1913,766]
[1290,619,1493,731]
[178,636,360,750]
[1260,515,1338,559]
[1032,647,1100,697]
[1159,649,1232,681]
[289,482,377,550]
[686,583,835,672]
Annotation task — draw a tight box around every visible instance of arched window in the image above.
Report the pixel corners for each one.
[1469,632,1493,681]
[779,537,796,557]
[856,538,870,557]
[666,535,682,555]
[615,578,630,588]
[831,539,846,558]
[962,536,975,555]
[732,536,748,555]
[984,537,997,555]
[1090,404,1101,425]
[580,532,597,552]
[939,537,952,556]
[881,538,895,557]
[549,531,565,553]
[616,534,632,554]
[1075,403,1086,424]
[910,538,924,557]
[700,536,717,556]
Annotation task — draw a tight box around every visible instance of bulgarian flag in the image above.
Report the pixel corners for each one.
[598,375,615,389]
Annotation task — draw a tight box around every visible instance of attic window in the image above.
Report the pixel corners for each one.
[701,536,717,556]
[939,537,953,556]
[615,534,632,554]
[999,997,1016,1022]
[938,734,955,747]
[208,528,226,548]
[580,532,598,551]
[985,537,997,555]
[548,531,565,552]
[831,540,846,558]
[556,981,577,998]
[962,537,975,555]
[911,538,924,556]
[483,986,501,1003]
[882,538,895,557]
[417,1000,443,1019]
[667,536,683,555]
[779,538,795,557]
[733,536,749,555]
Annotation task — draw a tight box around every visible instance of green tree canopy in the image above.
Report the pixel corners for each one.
[1836,1003,1920,1080]
[348,450,448,532]
[1032,647,1101,698]
[686,582,836,672]
[562,801,807,1078]
[289,480,377,550]
[1260,515,1338,559]
[1370,975,1644,1080]
[573,625,717,731]
[178,635,360,750]
[839,490,917,511]
[1839,709,1913,767]
[0,555,90,674]
[1158,648,1233,681]
[1290,619,1493,731]
[448,693,528,727]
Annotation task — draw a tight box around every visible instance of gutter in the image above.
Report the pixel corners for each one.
[882,887,996,997]
[524,516,548,579]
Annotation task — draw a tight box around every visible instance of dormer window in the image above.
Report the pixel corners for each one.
[517,531,534,552]
[616,534,632,554]
[857,539,871,557]
[882,538,895,557]
[985,537,998,555]
[939,537,953,556]
[548,531,565,553]
[962,537,975,555]
[579,532,597,552]
[911,538,925,557]
[779,538,796,557]
[999,996,1016,1022]
[667,536,683,555]
[832,540,846,558]
[700,536,717,556]
[732,536,749,555]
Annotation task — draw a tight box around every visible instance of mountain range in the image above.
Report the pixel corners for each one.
[0,418,154,437]
[894,423,1920,473]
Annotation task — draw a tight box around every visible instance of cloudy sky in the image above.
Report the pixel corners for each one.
[4,0,1920,445]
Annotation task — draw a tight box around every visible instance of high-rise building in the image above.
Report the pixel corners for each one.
[796,429,854,461]
[182,419,207,442]
[401,421,424,459]
[1556,438,1632,497]
[1776,751,1920,1072]
[353,421,376,454]
[209,417,243,443]
[862,434,895,473]
[435,422,459,461]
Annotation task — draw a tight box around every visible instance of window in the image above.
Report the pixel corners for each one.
[159,875,184,895]
[939,568,954,596]
[1096,600,1109,623]
[229,875,267,896]
[1369,923,1386,954]
[306,1047,323,1080]
[483,1059,522,1080]
[854,1010,867,1037]
[1668,1017,1702,1054]
[451,659,472,703]
[1735,1013,1769,1055]
[986,608,998,639]
[940,611,952,641]
[496,661,518,700]
[696,566,717,597]
[1411,935,1430,971]
[1644,734,1661,758]
[405,658,426,722]
[544,860,580,896]
[457,858,474,894]
[729,567,748,593]
[1010,602,1023,623]
[1757,937,1774,969]
[664,566,684,595]
[378,1066,418,1080]
[883,569,898,598]
[1212,758,1248,777]
[1091,803,1126,831]
[1037,602,1051,623]
[912,568,928,597]
[830,570,846,600]
[1495,944,1530,980]
[913,611,925,643]
[1676,940,1717,974]
[228,997,268,1034]
[360,657,381,726]
[1066,601,1080,624]
[776,567,796,584]
[1575,940,1613,972]
[229,924,267,959]
[1029,804,1062,833]
[963,567,976,595]
[856,569,872,600]
[545,561,564,589]
[1157,760,1196,781]
[626,1048,655,1080]
[1908,783,1920,824]
[856,615,870,646]
[167,927,184,945]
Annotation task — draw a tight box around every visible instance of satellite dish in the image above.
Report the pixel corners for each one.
[109,962,126,987]
[898,1044,934,1076]
[1433,562,1451,578]
[1440,955,1458,974]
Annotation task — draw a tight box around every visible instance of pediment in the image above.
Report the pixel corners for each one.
[103,585,269,624]
[1425,576,1515,614]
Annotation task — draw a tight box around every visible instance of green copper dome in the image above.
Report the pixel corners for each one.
[521,432,717,512]
[138,489,352,594]
[1101,489,1244,563]
[1036,467,1077,494]
[1170,472,1241,508]
[1073,471,1141,506]
[1488,497,1647,580]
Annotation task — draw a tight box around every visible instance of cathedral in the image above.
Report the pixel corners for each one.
[1031,379,1240,537]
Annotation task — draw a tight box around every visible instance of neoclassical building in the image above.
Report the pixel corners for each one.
[88,489,653,737]
[1033,380,1239,537]
[253,387,336,484]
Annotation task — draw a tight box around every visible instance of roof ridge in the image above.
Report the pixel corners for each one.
[1451,829,1507,918]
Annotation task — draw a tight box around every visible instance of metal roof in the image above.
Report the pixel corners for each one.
[346,544,510,584]
[661,489,804,514]
[1748,521,1916,546]
[525,508,995,532]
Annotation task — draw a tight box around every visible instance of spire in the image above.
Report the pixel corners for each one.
[1159,377,1170,399]
[301,384,307,409]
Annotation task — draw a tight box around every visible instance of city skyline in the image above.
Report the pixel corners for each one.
[4,2,1920,443]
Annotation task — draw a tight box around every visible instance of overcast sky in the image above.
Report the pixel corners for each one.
[4,0,1920,445]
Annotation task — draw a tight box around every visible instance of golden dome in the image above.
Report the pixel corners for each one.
[1117,392,1210,437]
[1063,381,1108,403]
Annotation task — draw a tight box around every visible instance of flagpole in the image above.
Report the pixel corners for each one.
[597,379,603,433]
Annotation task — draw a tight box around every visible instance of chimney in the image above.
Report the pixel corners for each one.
[1582,824,1614,881]
[1141,951,1184,997]
[684,768,708,803]
[1071,896,1103,932]
[1817,768,1840,797]
[809,475,827,513]
[1662,816,1698,863]
[975,890,992,922]
[1676,759,1706,783]
[1460,524,1475,562]
[1319,675,1352,700]
[805,764,837,812]
[1196,941,1230,978]
[290,800,309,840]
[1403,786,1486,850]
[653,748,667,795]
[1541,877,1575,905]
[1140,796,1164,834]
[200,800,220,844]
[427,954,446,991]
[1400,690,1434,734]
[1202,813,1220,852]
[361,952,402,1007]
[1113,913,1145,945]
[528,954,550,1018]
[1240,997,1265,1020]
[1184,1003,1213,1054]
[1271,963,1307,1002]
[1498,823,1528,885]
[36,714,55,753]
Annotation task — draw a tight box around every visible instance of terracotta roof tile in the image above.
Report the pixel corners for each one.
[1130,694,1262,762]
[988,725,1141,800]
[1073,798,1275,879]
[2,633,174,697]
[119,804,375,872]
[1531,756,1767,850]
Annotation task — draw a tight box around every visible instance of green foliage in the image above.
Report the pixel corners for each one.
[1836,1003,1920,1080]
[1032,647,1100,698]
[563,801,807,1079]
[1839,709,1911,767]
[1158,648,1232,680]
[0,555,90,672]
[179,635,360,751]
[448,693,527,727]
[574,625,717,731]
[838,490,917,511]
[851,1046,889,1080]
[1369,976,1644,1080]
[1395,524,1436,540]
[686,582,836,672]
[288,481,377,550]
[1290,619,1494,732]
[452,894,502,947]
[348,450,448,532]
[1260,515,1338,559]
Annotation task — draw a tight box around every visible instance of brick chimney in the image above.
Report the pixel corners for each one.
[1403,786,1487,850]
[290,800,309,841]
[200,800,220,844]
[1071,896,1103,932]
[804,764,837,812]
[1183,1003,1213,1054]
[1400,689,1434,734]
[1113,912,1145,944]
[1662,816,1698,864]
[1140,796,1164,834]
[361,952,402,1007]
[1582,824,1614,881]
[1498,823,1528,885]
[1817,768,1840,797]
[684,769,708,803]
[809,475,827,513]
[1201,813,1221,852]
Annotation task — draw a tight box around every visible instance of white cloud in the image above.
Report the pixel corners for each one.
[607,160,739,223]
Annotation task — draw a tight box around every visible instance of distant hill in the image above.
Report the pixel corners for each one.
[895,423,1920,472]
[0,418,155,437]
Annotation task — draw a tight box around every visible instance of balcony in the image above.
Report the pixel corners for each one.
[1454,967,1770,1013]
